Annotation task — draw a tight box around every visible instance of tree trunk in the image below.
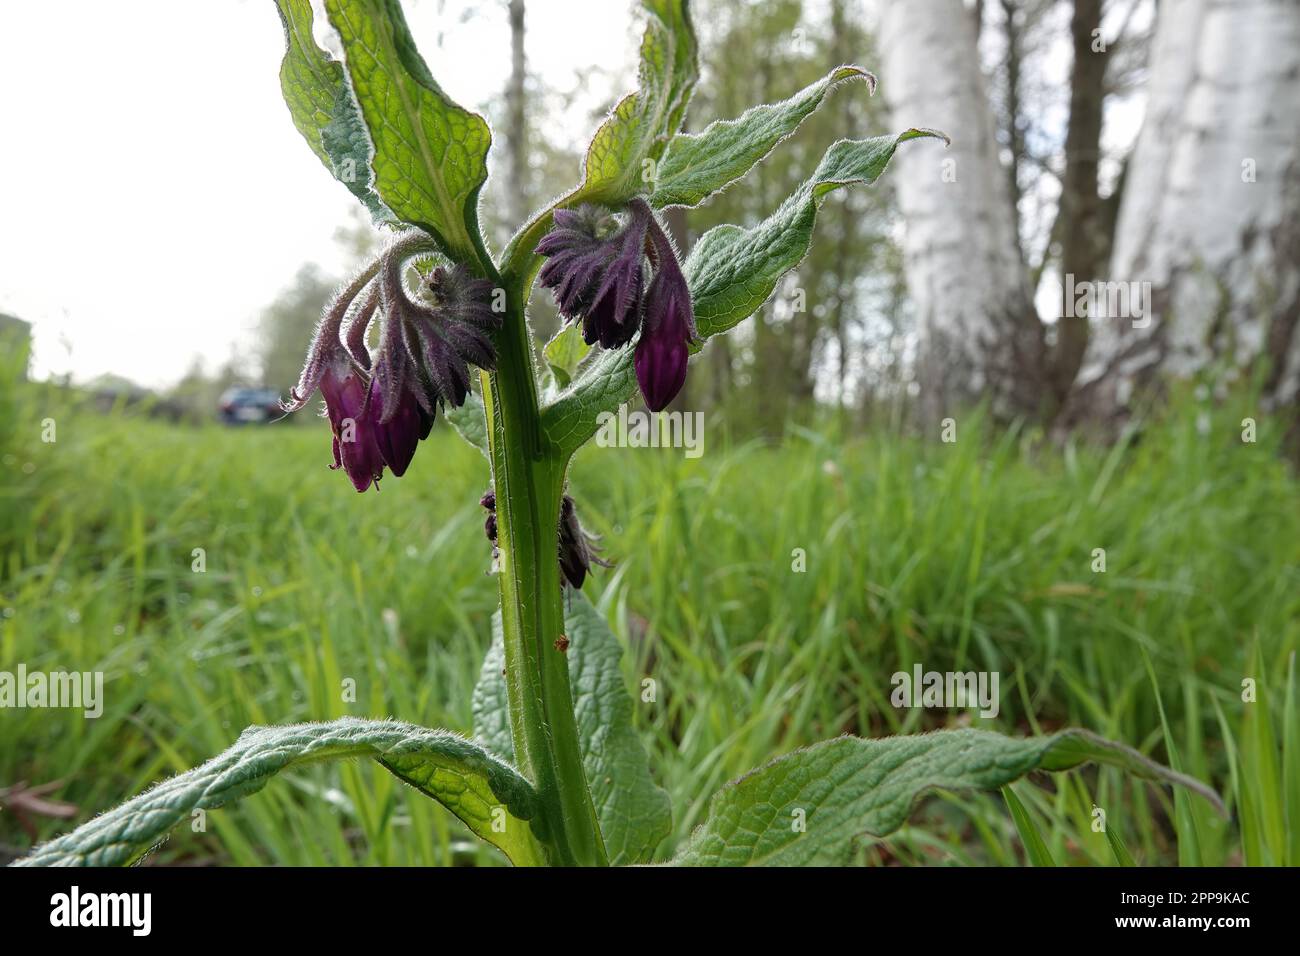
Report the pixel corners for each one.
[999,0,1024,252]
[1050,0,1107,404]
[752,27,788,438]
[879,0,1044,423]
[830,0,853,414]
[505,0,528,227]
[1070,0,1300,427]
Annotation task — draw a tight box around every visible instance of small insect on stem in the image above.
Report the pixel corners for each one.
[554,634,571,654]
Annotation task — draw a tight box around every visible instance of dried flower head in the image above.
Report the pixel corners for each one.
[480,490,610,589]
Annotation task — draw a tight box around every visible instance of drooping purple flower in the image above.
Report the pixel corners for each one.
[537,203,649,348]
[536,198,696,410]
[319,361,387,492]
[378,258,499,415]
[536,205,618,314]
[422,265,500,400]
[363,257,496,481]
[284,230,501,492]
[284,263,375,415]
[635,215,697,412]
[285,279,386,492]
[370,356,433,478]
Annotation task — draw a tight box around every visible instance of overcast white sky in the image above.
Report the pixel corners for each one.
[0,0,634,388]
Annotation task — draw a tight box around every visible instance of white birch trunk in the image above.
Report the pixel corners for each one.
[879,0,1042,420]
[1074,0,1300,420]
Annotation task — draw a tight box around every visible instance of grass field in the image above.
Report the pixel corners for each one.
[2,375,1298,866]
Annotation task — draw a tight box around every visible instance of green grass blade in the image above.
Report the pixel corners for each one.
[1285,651,1299,866]
[1141,647,1202,866]
[1104,819,1137,866]
[1242,643,1285,865]
[1002,785,1056,866]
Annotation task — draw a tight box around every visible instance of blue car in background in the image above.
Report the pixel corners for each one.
[218,387,281,425]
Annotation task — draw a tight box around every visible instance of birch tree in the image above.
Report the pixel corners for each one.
[879,0,1045,421]
[505,0,528,227]
[1070,0,1300,425]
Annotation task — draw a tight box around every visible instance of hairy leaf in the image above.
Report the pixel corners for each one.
[672,728,1224,866]
[651,66,874,209]
[472,630,514,760]
[541,347,637,456]
[542,130,943,455]
[578,0,698,204]
[16,718,543,867]
[274,0,393,221]
[687,129,945,337]
[474,594,672,865]
[323,0,491,263]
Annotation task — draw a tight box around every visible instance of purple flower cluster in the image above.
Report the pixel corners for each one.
[536,198,697,411]
[285,233,499,492]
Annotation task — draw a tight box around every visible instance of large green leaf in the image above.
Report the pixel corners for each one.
[578,0,698,204]
[687,129,944,337]
[472,629,514,760]
[651,66,874,209]
[274,0,393,221]
[474,593,672,865]
[15,718,544,867]
[672,728,1224,866]
[562,592,673,864]
[323,0,491,263]
[542,130,942,456]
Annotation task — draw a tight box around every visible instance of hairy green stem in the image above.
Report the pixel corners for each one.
[481,265,607,867]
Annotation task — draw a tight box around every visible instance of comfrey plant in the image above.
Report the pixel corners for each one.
[17,0,1221,868]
